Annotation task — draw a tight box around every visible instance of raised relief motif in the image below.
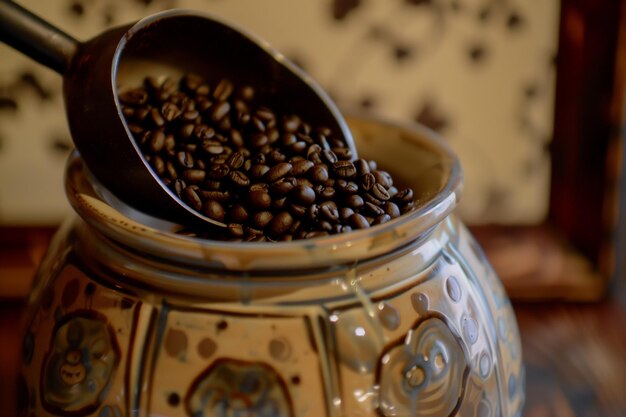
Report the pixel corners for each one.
[41,311,120,416]
[186,358,294,417]
[377,317,469,417]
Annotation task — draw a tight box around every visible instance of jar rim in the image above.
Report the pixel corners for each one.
[65,115,462,271]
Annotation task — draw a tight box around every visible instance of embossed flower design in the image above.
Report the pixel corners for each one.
[41,312,120,416]
[377,317,468,417]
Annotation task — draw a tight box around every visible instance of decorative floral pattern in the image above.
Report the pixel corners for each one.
[377,316,469,417]
[41,311,120,416]
[186,358,294,417]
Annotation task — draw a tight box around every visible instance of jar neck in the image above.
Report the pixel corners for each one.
[69,215,457,303]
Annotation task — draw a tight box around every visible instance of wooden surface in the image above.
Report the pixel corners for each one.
[1,230,626,417]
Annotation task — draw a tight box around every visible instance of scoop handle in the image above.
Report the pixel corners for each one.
[0,1,78,74]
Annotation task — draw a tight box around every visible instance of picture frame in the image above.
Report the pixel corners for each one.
[471,0,626,301]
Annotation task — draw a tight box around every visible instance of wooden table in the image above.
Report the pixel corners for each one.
[1,229,625,417]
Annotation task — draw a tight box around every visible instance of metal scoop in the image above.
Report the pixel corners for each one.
[0,1,356,228]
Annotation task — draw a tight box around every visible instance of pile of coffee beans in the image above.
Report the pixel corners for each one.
[119,74,415,242]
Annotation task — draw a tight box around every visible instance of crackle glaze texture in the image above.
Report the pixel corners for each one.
[20,117,523,417]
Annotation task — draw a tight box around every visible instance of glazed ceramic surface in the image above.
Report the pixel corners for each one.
[20,116,524,417]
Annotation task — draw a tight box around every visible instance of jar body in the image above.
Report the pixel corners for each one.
[20,214,523,417]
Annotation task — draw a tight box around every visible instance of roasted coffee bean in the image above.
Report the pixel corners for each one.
[201,190,230,203]
[268,212,293,236]
[250,133,269,149]
[309,164,329,183]
[333,161,356,178]
[148,129,166,153]
[384,202,401,218]
[228,223,244,238]
[119,88,148,105]
[248,189,272,210]
[230,129,244,148]
[308,151,323,164]
[176,151,194,168]
[265,162,292,183]
[237,85,255,101]
[210,101,230,122]
[340,207,354,220]
[151,155,165,176]
[205,180,222,191]
[320,186,336,200]
[251,164,270,178]
[149,108,165,127]
[292,185,316,205]
[305,231,329,239]
[355,159,370,176]
[251,116,266,132]
[320,204,339,223]
[307,204,319,222]
[249,183,269,192]
[221,152,242,170]
[349,213,370,229]
[229,204,249,223]
[345,194,364,209]
[174,179,186,198]
[267,149,286,163]
[207,164,229,180]
[253,211,273,228]
[180,123,195,138]
[361,173,375,191]
[183,169,206,183]
[203,200,226,222]
[270,177,297,197]
[289,203,307,218]
[363,192,382,207]
[373,214,392,226]
[202,141,224,155]
[213,79,234,101]
[364,201,385,216]
[161,102,181,121]
[183,186,203,211]
[371,183,391,201]
[373,170,393,189]
[192,125,212,141]
[296,177,314,188]
[394,188,414,203]
[319,220,333,231]
[181,73,203,92]
[281,133,297,147]
[344,181,359,194]
[283,114,300,132]
[322,150,338,164]
[180,110,200,123]
[318,135,331,151]
[333,147,352,160]
[134,107,149,122]
[128,123,144,135]
[229,170,250,187]
[272,197,287,210]
[291,141,307,154]
[267,127,279,142]
[165,161,178,181]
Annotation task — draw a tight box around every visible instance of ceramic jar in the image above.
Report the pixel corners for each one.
[19,116,524,417]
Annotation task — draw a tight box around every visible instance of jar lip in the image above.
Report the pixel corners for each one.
[65,115,462,271]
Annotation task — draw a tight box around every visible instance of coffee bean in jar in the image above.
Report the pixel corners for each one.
[119,74,415,242]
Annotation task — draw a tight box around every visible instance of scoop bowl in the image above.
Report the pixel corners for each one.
[0,3,356,227]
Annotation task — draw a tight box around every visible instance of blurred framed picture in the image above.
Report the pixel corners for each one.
[471,0,626,301]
